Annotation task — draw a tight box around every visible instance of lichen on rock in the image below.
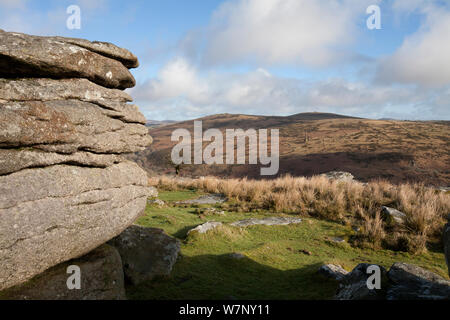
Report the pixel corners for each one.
[0,30,153,298]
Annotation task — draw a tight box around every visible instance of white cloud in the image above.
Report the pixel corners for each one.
[131,57,449,121]
[376,4,450,87]
[0,0,108,35]
[132,57,211,104]
[197,0,377,67]
[0,0,27,9]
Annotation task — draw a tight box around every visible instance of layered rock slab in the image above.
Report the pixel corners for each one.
[0,244,126,300]
[0,78,146,124]
[0,30,152,296]
[0,30,135,89]
[0,161,149,290]
[0,99,151,154]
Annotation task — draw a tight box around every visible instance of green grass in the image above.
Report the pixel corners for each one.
[128,190,449,300]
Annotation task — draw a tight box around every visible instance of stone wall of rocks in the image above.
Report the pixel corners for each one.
[0,30,155,297]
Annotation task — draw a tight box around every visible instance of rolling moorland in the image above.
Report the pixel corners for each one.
[128,176,450,299]
[125,112,450,299]
[130,113,450,186]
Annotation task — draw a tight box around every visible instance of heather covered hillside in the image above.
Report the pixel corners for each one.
[130,113,450,186]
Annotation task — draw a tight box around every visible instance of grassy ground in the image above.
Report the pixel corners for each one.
[127,190,449,300]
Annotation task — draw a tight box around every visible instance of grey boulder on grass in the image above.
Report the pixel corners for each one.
[108,225,181,286]
[0,245,126,300]
[386,263,450,300]
[318,264,349,282]
[381,206,406,225]
[334,263,388,300]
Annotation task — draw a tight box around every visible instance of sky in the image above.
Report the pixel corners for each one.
[1,0,449,120]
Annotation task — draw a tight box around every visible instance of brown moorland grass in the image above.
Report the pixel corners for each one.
[150,175,450,254]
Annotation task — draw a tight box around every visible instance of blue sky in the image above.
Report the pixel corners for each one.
[1,0,449,120]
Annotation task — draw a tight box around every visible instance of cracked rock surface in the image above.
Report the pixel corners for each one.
[0,245,126,300]
[0,30,151,292]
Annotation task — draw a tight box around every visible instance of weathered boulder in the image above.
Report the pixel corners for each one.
[0,99,151,156]
[318,264,349,281]
[381,206,406,225]
[332,262,450,300]
[108,226,180,285]
[230,217,302,227]
[52,36,139,68]
[0,78,146,125]
[0,30,152,296]
[0,245,126,300]
[386,263,450,300]
[335,264,388,300]
[0,161,149,290]
[0,30,135,89]
[0,149,121,176]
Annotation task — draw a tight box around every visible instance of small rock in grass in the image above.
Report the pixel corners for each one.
[176,194,227,205]
[187,221,222,235]
[148,199,165,207]
[381,206,406,224]
[228,253,246,260]
[148,186,158,198]
[318,264,348,281]
[321,171,354,182]
[230,217,302,227]
[331,237,346,243]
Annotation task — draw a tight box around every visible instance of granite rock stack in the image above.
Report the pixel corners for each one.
[0,29,152,294]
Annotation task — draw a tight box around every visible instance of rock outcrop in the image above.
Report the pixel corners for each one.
[0,30,152,294]
[0,30,136,89]
[0,245,126,300]
[318,264,349,282]
[108,226,180,286]
[334,263,388,300]
[321,262,450,300]
[386,263,450,300]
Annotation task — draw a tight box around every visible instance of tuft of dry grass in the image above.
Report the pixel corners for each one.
[149,175,450,253]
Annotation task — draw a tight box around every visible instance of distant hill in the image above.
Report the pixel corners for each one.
[129,112,450,186]
[287,112,362,120]
[145,120,178,128]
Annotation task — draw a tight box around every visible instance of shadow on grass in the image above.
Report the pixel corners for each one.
[125,253,338,300]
